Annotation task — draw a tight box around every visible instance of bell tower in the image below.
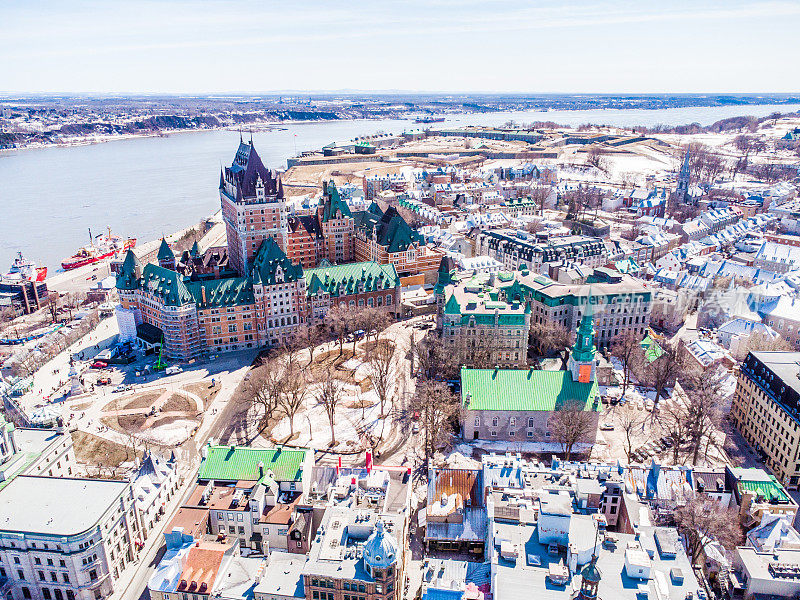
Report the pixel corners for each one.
[568,295,596,383]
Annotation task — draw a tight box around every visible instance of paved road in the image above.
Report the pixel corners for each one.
[110,349,258,600]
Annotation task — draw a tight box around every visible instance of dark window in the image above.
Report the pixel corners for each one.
[38,572,45,581]
[89,569,97,581]
[66,592,75,600]
[54,590,64,600]
[22,588,31,600]
[17,570,25,581]
[43,590,51,600]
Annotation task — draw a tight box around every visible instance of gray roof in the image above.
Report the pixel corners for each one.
[751,351,800,398]
[0,475,129,536]
[253,553,306,599]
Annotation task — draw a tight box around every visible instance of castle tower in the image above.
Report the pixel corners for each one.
[220,140,288,275]
[157,238,175,270]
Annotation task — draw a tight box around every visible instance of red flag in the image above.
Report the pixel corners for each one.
[337,456,341,477]
[366,451,373,474]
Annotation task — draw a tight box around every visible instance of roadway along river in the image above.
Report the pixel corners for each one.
[1,103,798,271]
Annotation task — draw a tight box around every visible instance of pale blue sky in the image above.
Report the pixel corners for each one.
[2,0,798,94]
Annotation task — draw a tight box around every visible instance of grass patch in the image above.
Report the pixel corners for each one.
[360,340,395,356]
[102,391,162,413]
[69,402,93,411]
[71,430,141,469]
[162,394,193,413]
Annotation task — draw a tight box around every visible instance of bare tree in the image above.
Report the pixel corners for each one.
[414,333,460,382]
[42,291,60,323]
[529,320,574,358]
[681,367,727,465]
[674,496,742,564]
[316,366,344,446]
[325,305,350,357]
[550,400,597,462]
[618,405,646,462]
[367,339,396,417]
[645,345,683,405]
[610,331,643,396]
[411,380,459,466]
[736,331,792,360]
[277,352,309,440]
[360,306,393,343]
[530,185,552,215]
[240,359,284,434]
[296,323,323,366]
[586,146,609,173]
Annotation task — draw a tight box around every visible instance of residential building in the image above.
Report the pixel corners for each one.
[731,351,800,489]
[131,453,182,540]
[220,140,288,275]
[190,444,315,552]
[732,546,800,599]
[475,231,608,273]
[0,476,138,600]
[425,469,485,554]
[754,241,800,274]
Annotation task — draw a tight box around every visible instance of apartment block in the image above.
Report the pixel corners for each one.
[731,351,800,489]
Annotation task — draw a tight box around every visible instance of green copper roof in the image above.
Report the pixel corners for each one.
[641,334,664,363]
[251,237,304,285]
[198,445,308,483]
[736,471,790,503]
[305,261,399,298]
[157,238,173,262]
[321,182,352,222]
[187,277,254,308]
[461,367,600,412]
[139,264,194,306]
[116,249,142,291]
[443,294,461,315]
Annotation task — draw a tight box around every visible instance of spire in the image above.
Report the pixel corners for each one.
[157,238,173,262]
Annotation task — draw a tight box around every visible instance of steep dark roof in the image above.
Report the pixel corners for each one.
[320,181,352,222]
[221,141,283,201]
[139,264,194,307]
[354,206,424,253]
[251,237,304,285]
[157,238,173,262]
[288,215,323,239]
[116,250,142,290]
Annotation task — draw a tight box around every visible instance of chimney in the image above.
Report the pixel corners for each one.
[258,461,264,478]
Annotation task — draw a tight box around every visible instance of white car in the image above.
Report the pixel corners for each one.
[599,422,615,431]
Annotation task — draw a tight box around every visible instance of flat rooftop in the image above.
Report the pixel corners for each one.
[0,475,129,536]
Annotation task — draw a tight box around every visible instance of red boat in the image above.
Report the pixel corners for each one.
[61,228,136,271]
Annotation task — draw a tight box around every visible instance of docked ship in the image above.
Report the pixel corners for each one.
[414,116,445,124]
[61,228,137,271]
[3,252,47,282]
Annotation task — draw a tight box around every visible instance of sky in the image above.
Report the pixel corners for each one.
[2,0,799,94]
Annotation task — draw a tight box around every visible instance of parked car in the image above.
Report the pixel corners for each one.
[412,423,420,434]
[165,366,183,375]
[599,422,615,431]
[112,384,127,393]
[90,361,108,369]
[96,376,111,385]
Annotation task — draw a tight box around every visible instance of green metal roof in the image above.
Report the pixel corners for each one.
[305,261,399,298]
[461,367,600,412]
[736,472,790,503]
[187,276,254,308]
[641,334,664,363]
[198,445,308,483]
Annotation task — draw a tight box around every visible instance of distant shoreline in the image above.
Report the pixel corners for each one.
[3,100,799,154]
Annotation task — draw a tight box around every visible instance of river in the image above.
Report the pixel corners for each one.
[1,103,798,271]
